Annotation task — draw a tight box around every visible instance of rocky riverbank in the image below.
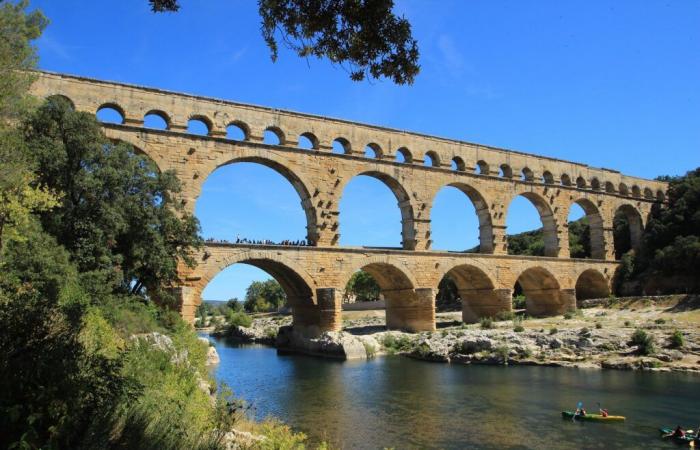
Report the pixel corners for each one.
[205,296,700,373]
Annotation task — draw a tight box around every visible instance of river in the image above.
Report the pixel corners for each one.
[202,334,700,449]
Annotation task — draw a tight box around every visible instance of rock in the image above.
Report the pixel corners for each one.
[410,337,450,362]
[655,353,672,362]
[577,338,594,349]
[131,332,188,365]
[458,336,494,354]
[206,345,220,365]
[549,338,563,349]
[601,358,635,370]
[276,326,368,360]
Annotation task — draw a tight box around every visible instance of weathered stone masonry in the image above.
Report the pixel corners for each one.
[30,71,667,334]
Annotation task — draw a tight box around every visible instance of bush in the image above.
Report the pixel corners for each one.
[495,310,515,321]
[227,310,252,328]
[669,330,685,349]
[549,327,558,335]
[513,316,524,332]
[630,329,656,355]
[654,318,666,325]
[381,334,414,353]
[579,327,590,335]
[563,312,574,320]
[512,295,527,310]
[495,345,510,363]
[624,320,632,327]
[480,317,494,329]
[595,322,603,329]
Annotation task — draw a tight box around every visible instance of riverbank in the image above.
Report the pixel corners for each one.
[206,295,700,373]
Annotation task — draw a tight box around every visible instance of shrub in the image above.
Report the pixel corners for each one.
[654,318,666,325]
[669,330,685,349]
[512,295,527,310]
[480,317,494,329]
[549,327,558,335]
[495,345,510,363]
[579,327,590,335]
[630,329,656,355]
[595,322,603,329]
[495,310,515,321]
[227,310,253,328]
[563,312,573,320]
[513,316,524,332]
[381,334,414,353]
[624,320,632,327]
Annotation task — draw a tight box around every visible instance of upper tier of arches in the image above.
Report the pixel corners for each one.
[39,78,666,203]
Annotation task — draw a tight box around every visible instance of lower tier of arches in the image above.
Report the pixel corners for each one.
[176,244,620,334]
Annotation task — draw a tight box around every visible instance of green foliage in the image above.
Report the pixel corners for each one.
[512,294,526,310]
[513,316,524,332]
[150,0,420,85]
[654,318,666,324]
[624,320,632,327]
[495,345,510,363]
[669,329,684,349]
[630,329,656,355]
[568,217,591,258]
[495,310,515,321]
[244,279,286,312]
[549,327,558,335]
[0,0,47,120]
[507,228,545,256]
[381,334,414,353]
[227,310,253,328]
[24,97,203,301]
[563,312,574,320]
[344,269,381,302]
[480,317,494,329]
[595,322,603,329]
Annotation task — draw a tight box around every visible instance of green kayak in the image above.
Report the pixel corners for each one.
[561,411,625,422]
[659,428,697,444]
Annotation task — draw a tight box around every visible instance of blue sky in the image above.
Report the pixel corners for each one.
[31,0,700,301]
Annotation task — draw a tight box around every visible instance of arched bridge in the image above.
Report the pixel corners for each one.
[30,71,667,334]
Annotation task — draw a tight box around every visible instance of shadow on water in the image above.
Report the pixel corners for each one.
[202,334,700,450]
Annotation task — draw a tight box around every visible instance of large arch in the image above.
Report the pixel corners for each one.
[506,192,559,257]
[200,156,319,245]
[193,250,327,333]
[575,269,610,304]
[515,267,565,316]
[339,171,416,250]
[439,263,505,323]
[430,182,494,253]
[567,198,605,259]
[340,259,432,331]
[613,203,644,259]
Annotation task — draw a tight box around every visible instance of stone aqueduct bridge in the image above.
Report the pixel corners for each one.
[31,72,667,334]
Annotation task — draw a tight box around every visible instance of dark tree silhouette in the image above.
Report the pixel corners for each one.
[148,0,420,84]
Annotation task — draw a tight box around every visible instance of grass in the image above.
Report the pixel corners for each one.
[669,330,685,349]
[381,334,414,354]
[480,317,494,329]
[513,316,525,332]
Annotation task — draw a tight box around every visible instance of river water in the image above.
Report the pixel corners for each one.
[202,335,700,449]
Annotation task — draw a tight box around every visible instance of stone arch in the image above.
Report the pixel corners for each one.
[507,192,559,257]
[365,142,383,159]
[203,156,319,245]
[341,258,431,331]
[226,120,250,141]
[568,198,605,259]
[542,171,555,184]
[264,126,285,145]
[452,156,466,171]
[299,132,320,150]
[619,183,629,196]
[575,268,610,304]
[656,190,665,202]
[631,185,641,198]
[614,203,644,258]
[605,181,616,193]
[561,173,572,186]
[439,263,504,323]
[332,137,351,154]
[46,94,75,110]
[424,151,440,167]
[576,176,587,189]
[103,134,165,173]
[521,167,534,181]
[144,109,170,130]
[431,182,494,253]
[475,160,489,175]
[515,266,566,316]
[189,114,213,132]
[339,171,416,249]
[395,147,412,163]
[499,164,513,178]
[643,187,654,199]
[590,177,601,190]
[96,102,125,124]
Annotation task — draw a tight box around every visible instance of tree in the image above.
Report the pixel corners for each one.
[343,270,380,302]
[244,279,286,312]
[148,0,419,85]
[23,97,202,302]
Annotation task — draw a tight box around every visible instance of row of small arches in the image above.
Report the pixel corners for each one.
[88,99,665,202]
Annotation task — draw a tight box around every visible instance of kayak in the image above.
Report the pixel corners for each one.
[561,411,626,422]
[659,428,697,444]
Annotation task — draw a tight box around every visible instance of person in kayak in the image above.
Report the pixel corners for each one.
[599,408,609,417]
[671,425,686,438]
[575,407,587,417]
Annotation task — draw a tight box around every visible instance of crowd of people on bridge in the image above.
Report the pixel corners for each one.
[203,237,311,246]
